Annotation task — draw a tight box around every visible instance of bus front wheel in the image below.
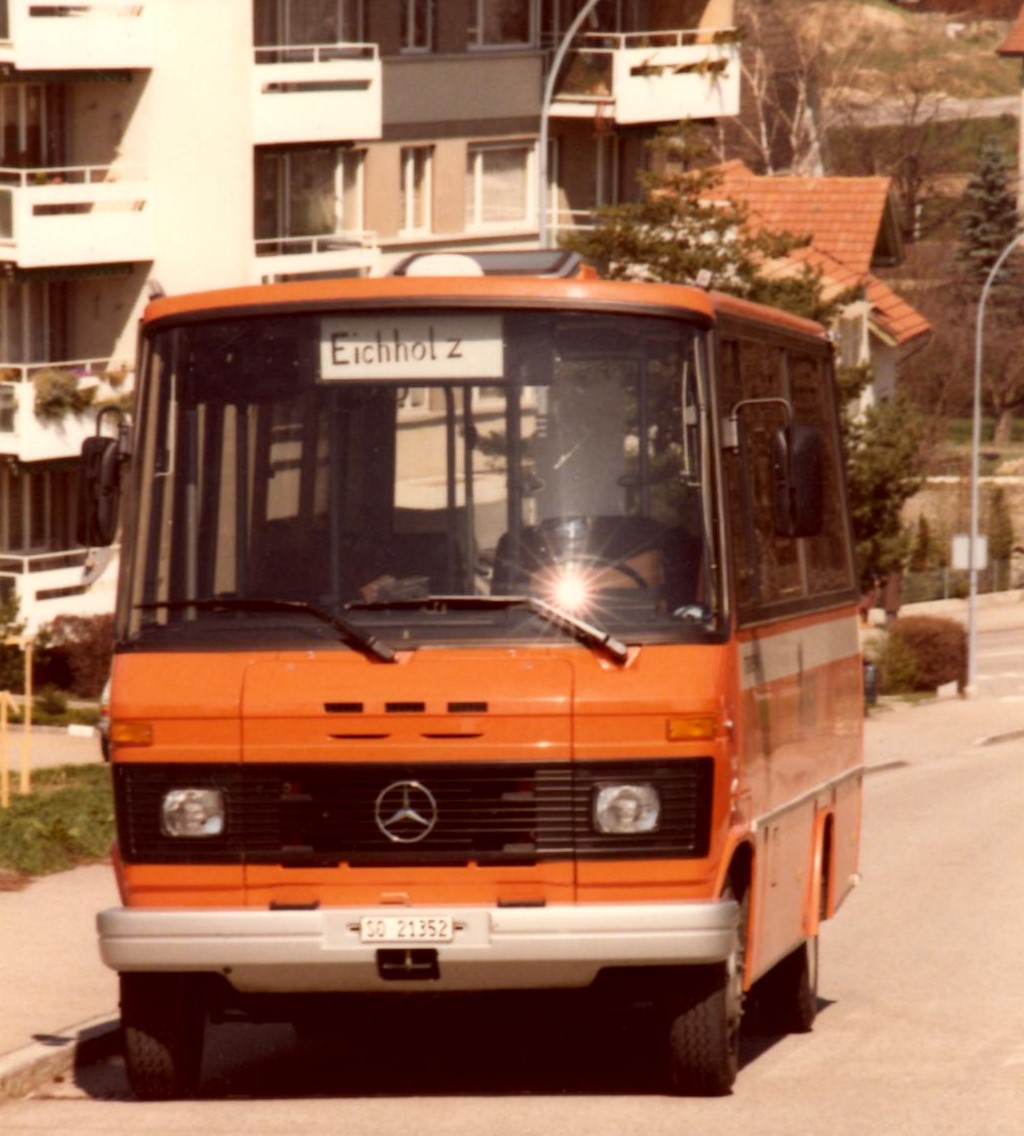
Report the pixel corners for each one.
[120,972,206,1101]
[665,958,741,1096]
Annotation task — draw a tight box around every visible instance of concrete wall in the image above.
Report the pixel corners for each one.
[132,0,255,295]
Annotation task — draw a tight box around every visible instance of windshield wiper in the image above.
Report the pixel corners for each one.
[137,597,397,662]
[346,594,629,665]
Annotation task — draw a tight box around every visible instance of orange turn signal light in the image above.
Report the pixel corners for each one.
[110,721,154,747]
[666,715,717,741]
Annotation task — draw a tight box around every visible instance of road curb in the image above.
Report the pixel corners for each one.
[0,1014,120,1101]
[977,727,1024,747]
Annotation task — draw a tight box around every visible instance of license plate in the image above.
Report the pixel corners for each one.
[359,914,455,945]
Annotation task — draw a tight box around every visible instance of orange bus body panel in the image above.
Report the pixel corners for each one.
[100,267,862,1080]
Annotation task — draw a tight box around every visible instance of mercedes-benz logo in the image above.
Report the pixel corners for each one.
[374,781,438,844]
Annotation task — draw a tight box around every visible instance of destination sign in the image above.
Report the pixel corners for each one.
[320,314,504,381]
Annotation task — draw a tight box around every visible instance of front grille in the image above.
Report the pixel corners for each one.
[114,759,713,867]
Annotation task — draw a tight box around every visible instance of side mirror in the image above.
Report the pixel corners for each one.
[772,424,824,538]
[77,434,121,547]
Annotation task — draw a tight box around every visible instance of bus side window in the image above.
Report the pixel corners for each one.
[722,337,803,613]
[787,352,856,598]
[721,335,856,621]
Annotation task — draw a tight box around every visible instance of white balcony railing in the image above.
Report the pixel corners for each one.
[0,358,129,463]
[0,1,155,71]
[552,29,740,125]
[0,546,120,633]
[0,165,154,268]
[254,232,381,281]
[253,42,382,145]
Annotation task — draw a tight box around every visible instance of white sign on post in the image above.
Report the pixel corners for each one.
[320,314,504,381]
[952,533,988,571]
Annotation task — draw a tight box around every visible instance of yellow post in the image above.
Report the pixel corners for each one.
[3,635,32,796]
[1,691,9,810]
[21,639,32,796]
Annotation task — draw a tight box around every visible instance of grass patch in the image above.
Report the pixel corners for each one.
[0,764,114,881]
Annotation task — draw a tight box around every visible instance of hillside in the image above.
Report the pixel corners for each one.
[815,1,1018,106]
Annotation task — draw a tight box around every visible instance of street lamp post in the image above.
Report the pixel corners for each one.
[967,231,1024,693]
[538,0,603,249]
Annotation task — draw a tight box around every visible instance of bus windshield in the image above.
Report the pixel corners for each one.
[122,306,718,649]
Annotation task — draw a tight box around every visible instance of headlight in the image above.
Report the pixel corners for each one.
[160,789,225,838]
[593,783,661,835]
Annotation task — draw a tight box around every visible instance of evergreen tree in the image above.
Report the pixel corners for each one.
[956,140,1024,443]
[987,485,1015,564]
[956,139,1021,291]
[0,592,26,694]
[909,514,932,573]
[838,368,925,584]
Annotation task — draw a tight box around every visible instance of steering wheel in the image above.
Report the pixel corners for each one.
[567,554,649,590]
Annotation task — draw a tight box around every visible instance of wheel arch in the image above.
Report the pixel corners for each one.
[804,808,834,937]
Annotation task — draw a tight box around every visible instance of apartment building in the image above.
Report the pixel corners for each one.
[0,0,738,632]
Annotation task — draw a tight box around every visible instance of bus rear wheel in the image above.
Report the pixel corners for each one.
[665,959,741,1096]
[120,972,206,1101]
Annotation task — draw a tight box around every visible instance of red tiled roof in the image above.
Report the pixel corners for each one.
[712,163,930,348]
[998,9,1024,55]
[717,161,893,276]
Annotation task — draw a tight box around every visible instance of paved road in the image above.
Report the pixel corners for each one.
[3,710,1021,1130]
[976,623,1024,702]
[0,725,101,775]
[843,94,1020,128]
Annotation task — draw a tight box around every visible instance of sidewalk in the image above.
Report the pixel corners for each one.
[0,864,120,1097]
[1,592,1021,1099]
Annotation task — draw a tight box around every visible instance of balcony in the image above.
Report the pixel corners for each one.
[551,29,741,126]
[0,547,119,633]
[0,1,155,72]
[0,165,155,269]
[254,231,381,281]
[0,359,127,463]
[253,43,382,145]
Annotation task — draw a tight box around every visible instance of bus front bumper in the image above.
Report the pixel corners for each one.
[98,900,739,993]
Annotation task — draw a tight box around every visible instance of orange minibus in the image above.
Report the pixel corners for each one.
[83,251,863,1099]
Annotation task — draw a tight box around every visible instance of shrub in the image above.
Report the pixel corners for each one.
[874,633,919,695]
[32,368,95,422]
[36,614,113,698]
[882,615,967,694]
[34,684,68,718]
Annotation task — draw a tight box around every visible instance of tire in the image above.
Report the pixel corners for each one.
[120,972,207,1101]
[747,939,818,1036]
[666,962,740,1096]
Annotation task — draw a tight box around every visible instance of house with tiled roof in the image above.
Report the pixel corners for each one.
[715,162,932,405]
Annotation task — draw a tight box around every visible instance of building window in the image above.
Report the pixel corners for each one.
[254,0,364,47]
[255,146,364,249]
[0,385,15,433]
[0,83,64,169]
[400,146,433,234]
[402,0,433,52]
[465,142,535,229]
[469,0,534,48]
[1,281,66,366]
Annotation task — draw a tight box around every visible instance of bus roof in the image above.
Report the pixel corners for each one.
[143,273,828,343]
